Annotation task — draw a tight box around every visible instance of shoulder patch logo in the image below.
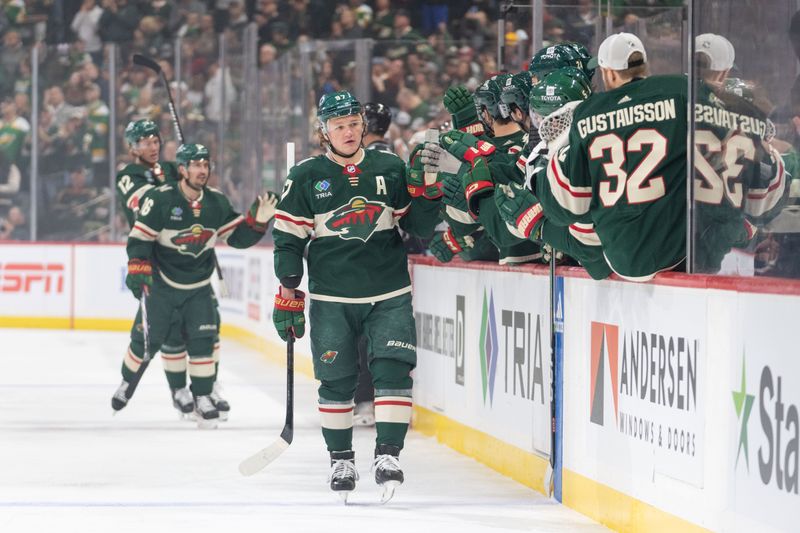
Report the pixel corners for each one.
[325,196,386,242]
[320,350,338,364]
[170,224,214,257]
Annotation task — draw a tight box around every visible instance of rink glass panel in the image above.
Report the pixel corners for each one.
[690,0,800,279]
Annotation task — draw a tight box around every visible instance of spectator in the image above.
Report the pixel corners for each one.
[98,0,141,44]
[228,0,248,32]
[0,96,30,164]
[0,205,27,240]
[258,43,277,67]
[1,30,24,79]
[71,0,104,66]
[0,150,21,202]
[52,166,97,236]
[372,0,394,39]
[396,87,430,129]
[204,62,237,124]
[85,83,110,186]
[335,6,363,39]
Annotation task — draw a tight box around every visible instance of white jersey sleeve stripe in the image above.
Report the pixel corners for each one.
[274,217,312,239]
[547,152,592,216]
[569,223,602,246]
[745,148,786,217]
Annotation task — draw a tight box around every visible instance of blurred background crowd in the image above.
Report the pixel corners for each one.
[0,0,744,244]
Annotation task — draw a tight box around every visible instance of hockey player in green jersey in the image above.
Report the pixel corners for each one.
[114,120,234,420]
[116,143,277,429]
[271,91,440,502]
[692,33,788,273]
[113,119,198,417]
[524,33,689,281]
[495,68,613,280]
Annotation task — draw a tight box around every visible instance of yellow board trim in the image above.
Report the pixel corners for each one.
[0,316,72,329]
[412,404,549,494]
[219,323,315,378]
[562,468,710,533]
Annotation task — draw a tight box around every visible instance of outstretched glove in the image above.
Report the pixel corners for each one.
[494,183,545,240]
[443,85,485,136]
[420,142,464,176]
[439,130,496,217]
[125,258,153,299]
[407,144,443,200]
[273,287,306,341]
[439,130,495,164]
[429,227,475,263]
[247,191,279,231]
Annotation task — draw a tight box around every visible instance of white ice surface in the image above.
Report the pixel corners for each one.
[0,329,607,533]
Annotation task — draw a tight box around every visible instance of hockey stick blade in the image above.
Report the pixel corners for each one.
[132,53,162,74]
[238,426,291,476]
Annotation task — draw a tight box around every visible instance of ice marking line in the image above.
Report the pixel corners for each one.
[0,500,548,509]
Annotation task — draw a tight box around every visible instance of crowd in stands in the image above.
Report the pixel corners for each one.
[0,0,684,242]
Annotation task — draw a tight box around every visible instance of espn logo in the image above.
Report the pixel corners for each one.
[0,263,65,294]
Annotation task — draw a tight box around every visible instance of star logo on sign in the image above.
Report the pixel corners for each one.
[732,354,755,472]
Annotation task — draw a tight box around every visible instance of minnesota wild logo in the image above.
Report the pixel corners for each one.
[325,196,385,242]
[320,350,338,364]
[171,224,215,257]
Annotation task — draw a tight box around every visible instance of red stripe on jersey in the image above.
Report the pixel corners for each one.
[319,406,355,413]
[218,218,243,236]
[551,157,592,198]
[374,400,413,407]
[276,213,314,227]
[133,223,157,238]
[569,224,595,234]
[747,156,784,200]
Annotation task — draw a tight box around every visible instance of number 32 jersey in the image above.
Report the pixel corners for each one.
[542,75,688,281]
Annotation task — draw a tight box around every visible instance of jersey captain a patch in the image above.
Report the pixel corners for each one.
[323,196,387,242]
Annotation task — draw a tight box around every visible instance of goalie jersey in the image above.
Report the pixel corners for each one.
[273,150,440,303]
[543,75,688,281]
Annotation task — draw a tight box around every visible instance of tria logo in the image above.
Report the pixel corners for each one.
[479,288,499,406]
[325,196,385,242]
[590,321,620,426]
[171,224,214,257]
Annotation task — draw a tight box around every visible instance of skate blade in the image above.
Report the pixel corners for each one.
[178,411,194,421]
[337,490,353,504]
[196,417,219,429]
[379,480,401,503]
[218,411,230,422]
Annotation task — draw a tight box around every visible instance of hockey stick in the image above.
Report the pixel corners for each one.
[543,252,556,497]
[132,53,228,296]
[238,333,294,476]
[124,288,152,400]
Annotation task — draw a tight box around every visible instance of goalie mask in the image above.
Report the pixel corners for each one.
[124,119,161,148]
[528,44,584,83]
[530,67,592,144]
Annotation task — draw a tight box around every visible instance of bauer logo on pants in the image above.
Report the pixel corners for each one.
[320,350,338,364]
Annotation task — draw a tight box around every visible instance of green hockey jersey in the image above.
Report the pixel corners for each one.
[692,82,787,272]
[116,161,179,227]
[128,183,264,289]
[273,150,440,303]
[542,75,688,281]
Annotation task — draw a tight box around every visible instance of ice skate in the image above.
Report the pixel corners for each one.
[353,401,375,427]
[193,394,219,429]
[170,387,194,419]
[328,450,358,503]
[111,380,129,413]
[372,444,403,503]
[209,382,230,421]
